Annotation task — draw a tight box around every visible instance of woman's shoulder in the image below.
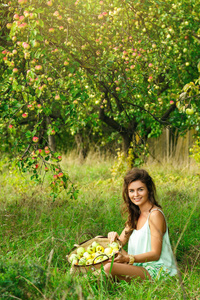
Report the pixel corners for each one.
[148,207,167,232]
[150,206,164,213]
[149,207,165,219]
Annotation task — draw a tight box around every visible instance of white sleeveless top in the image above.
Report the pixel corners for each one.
[128,208,177,276]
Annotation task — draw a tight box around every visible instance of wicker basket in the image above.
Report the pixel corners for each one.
[66,236,121,275]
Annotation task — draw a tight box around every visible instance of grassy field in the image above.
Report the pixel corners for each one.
[0,152,200,300]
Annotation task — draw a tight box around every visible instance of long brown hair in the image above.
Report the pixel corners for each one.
[122,168,161,234]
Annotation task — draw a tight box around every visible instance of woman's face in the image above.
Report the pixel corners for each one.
[128,180,150,208]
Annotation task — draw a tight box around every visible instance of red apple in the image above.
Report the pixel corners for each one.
[6,23,12,29]
[33,136,39,143]
[13,14,19,20]
[55,95,60,100]
[35,65,42,71]
[19,16,25,21]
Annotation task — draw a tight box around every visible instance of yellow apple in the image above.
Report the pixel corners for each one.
[91,253,97,258]
[112,247,119,254]
[96,245,104,253]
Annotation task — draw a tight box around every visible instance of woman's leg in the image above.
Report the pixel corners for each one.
[104,262,151,282]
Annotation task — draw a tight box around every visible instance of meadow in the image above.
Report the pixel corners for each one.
[0,152,200,300]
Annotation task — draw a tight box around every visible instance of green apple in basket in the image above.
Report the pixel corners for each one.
[104,247,113,256]
[94,255,108,264]
[71,258,79,265]
[112,248,119,256]
[93,251,102,257]
[87,245,96,254]
[110,242,119,250]
[86,259,93,266]
[83,251,91,259]
[91,241,100,249]
[91,252,97,259]
[78,257,87,266]
[77,247,85,257]
[69,253,79,263]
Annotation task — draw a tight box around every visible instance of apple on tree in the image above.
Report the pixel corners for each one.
[186,108,194,115]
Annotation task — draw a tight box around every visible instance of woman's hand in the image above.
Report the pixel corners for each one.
[108,227,131,247]
[108,231,119,243]
[112,252,129,264]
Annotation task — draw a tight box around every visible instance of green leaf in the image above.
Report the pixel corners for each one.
[25,131,32,138]
[197,62,200,73]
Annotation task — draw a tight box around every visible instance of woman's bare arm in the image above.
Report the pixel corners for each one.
[108,226,131,247]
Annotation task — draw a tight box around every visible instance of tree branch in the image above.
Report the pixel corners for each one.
[99,107,126,133]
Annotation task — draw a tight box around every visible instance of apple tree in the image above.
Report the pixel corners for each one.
[19,0,199,158]
[1,0,200,170]
[0,0,85,198]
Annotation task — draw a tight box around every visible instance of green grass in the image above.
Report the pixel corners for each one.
[0,153,200,299]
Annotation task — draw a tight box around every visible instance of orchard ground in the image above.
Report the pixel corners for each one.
[0,152,200,299]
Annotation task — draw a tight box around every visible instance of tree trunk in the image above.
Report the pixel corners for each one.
[48,135,56,152]
[46,117,56,152]
[121,132,133,154]
[75,132,88,160]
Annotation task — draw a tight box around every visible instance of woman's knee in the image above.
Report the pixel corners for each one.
[103,262,112,274]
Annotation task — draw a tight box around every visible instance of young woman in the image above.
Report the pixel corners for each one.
[104,168,177,281]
